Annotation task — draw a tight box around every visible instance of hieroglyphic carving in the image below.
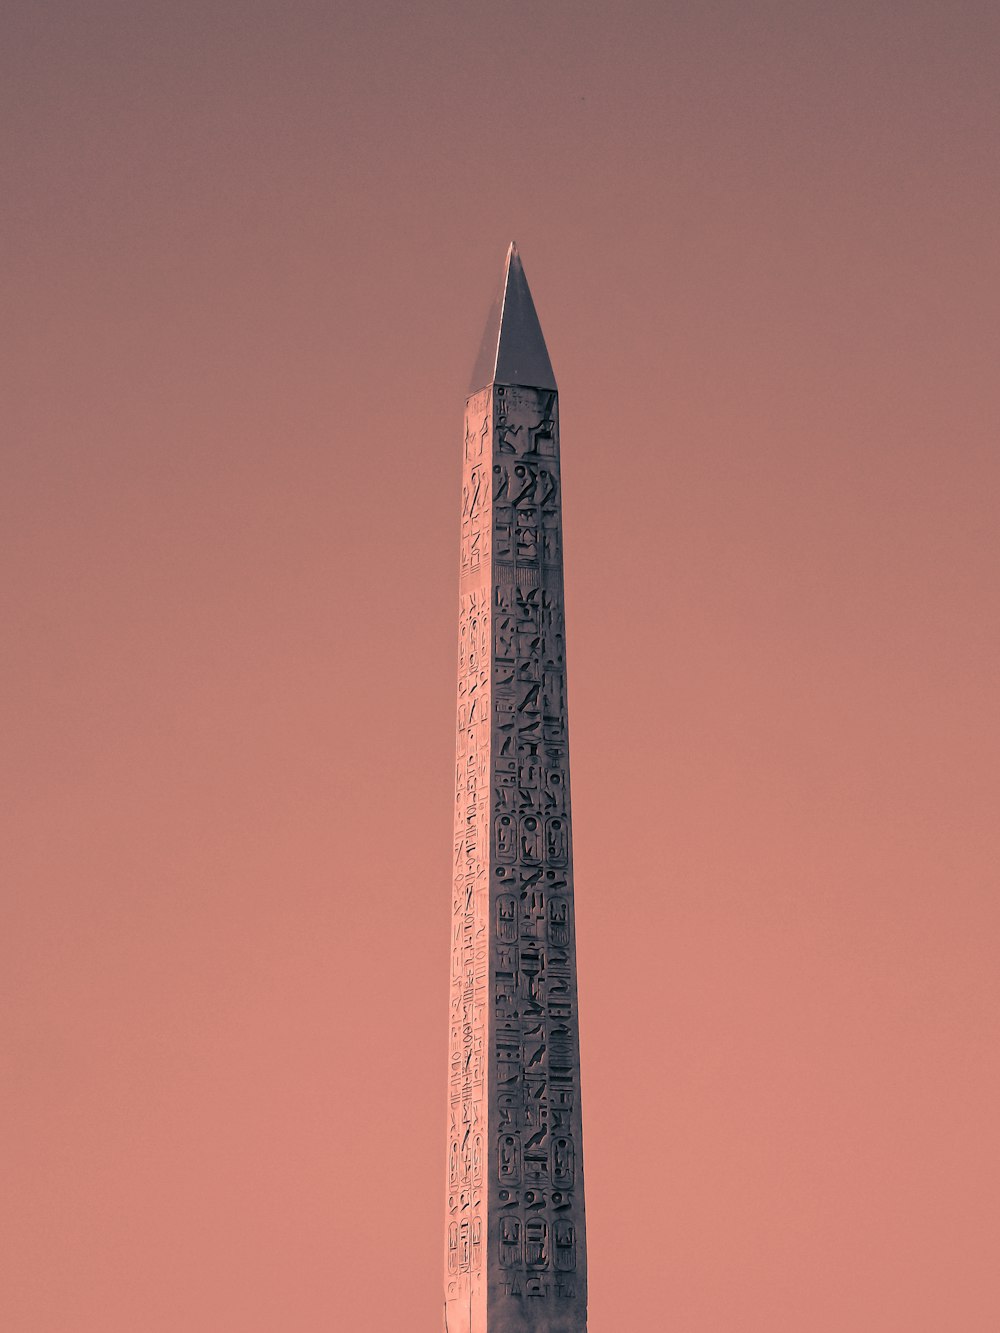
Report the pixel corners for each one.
[448,379,586,1332]
[488,384,587,1327]
[446,387,493,1330]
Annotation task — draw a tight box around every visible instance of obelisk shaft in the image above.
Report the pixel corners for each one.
[446,247,587,1333]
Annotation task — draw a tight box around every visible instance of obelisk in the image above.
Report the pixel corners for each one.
[446,244,587,1333]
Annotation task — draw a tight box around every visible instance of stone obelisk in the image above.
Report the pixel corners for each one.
[446,244,587,1333]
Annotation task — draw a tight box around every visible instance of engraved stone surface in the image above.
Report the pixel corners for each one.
[447,245,587,1333]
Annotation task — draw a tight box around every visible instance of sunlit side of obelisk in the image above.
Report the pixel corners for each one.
[446,245,587,1333]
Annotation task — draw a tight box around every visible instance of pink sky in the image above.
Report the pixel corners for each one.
[2,1,999,1328]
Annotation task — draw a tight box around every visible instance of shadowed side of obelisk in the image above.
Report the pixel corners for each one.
[447,245,587,1333]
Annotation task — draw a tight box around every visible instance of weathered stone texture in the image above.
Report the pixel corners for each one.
[447,248,586,1333]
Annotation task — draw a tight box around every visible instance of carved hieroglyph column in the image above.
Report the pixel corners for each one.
[446,244,587,1333]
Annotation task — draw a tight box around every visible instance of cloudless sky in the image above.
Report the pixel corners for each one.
[2,1,999,1329]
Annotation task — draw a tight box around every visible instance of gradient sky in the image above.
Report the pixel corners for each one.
[2,1,999,1329]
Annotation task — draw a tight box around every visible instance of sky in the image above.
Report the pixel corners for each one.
[2,1,999,1329]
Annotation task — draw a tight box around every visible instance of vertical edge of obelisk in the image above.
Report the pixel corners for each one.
[476,382,494,1333]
